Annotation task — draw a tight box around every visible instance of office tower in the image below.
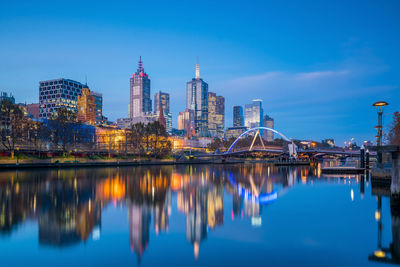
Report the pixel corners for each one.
[92,91,103,125]
[178,108,195,138]
[233,106,244,127]
[186,63,208,136]
[77,85,96,125]
[39,78,83,119]
[208,92,225,137]
[0,92,15,104]
[154,91,172,134]
[130,56,151,118]
[245,99,263,128]
[263,115,274,141]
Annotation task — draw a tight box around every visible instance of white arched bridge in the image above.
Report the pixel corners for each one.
[194,126,362,158]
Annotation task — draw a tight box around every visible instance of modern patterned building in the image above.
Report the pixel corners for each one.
[39,78,83,119]
[233,106,244,127]
[130,57,151,118]
[186,63,208,136]
[208,92,225,137]
[245,99,263,128]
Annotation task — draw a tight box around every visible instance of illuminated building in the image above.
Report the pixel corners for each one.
[95,126,126,152]
[233,105,244,127]
[154,91,172,134]
[130,56,151,118]
[186,63,209,136]
[77,86,96,125]
[116,118,132,129]
[245,99,263,128]
[178,108,194,138]
[208,92,225,137]
[262,115,274,141]
[39,78,83,119]
[92,91,103,125]
[322,138,335,148]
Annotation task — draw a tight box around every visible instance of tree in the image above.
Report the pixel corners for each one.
[48,108,77,151]
[130,122,146,156]
[0,100,26,152]
[387,111,400,145]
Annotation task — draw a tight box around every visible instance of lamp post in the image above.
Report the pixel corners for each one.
[373,101,389,167]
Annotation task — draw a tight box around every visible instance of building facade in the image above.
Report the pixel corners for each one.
[130,57,151,118]
[233,106,244,127]
[262,115,274,142]
[245,99,263,128]
[178,108,195,138]
[186,63,208,136]
[92,91,103,125]
[154,91,172,134]
[27,103,39,119]
[225,126,248,139]
[39,78,83,119]
[0,92,15,104]
[77,86,96,125]
[208,92,225,137]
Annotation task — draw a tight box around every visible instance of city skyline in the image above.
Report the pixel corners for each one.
[1,0,399,144]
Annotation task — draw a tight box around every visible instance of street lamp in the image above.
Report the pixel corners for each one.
[373,101,389,167]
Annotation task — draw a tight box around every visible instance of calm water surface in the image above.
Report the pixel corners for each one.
[0,163,397,266]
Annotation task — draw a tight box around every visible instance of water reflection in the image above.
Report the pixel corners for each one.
[0,164,398,265]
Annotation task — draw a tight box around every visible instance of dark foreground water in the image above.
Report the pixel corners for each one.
[0,163,397,266]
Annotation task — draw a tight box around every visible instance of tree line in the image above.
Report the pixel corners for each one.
[0,99,171,157]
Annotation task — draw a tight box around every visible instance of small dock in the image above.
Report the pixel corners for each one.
[321,167,365,174]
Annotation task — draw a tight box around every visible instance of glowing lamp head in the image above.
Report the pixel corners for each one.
[372,101,389,107]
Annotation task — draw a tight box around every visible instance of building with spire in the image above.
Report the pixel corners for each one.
[130,57,151,119]
[154,91,172,134]
[186,63,209,136]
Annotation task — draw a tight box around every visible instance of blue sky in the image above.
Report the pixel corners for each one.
[0,0,399,145]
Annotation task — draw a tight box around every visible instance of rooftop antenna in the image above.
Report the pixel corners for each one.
[195,57,200,79]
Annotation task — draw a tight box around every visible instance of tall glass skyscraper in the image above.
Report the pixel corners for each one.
[245,99,263,128]
[130,57,151,118]
[186,63,208,136]
[154,91,172,134]
[208,92,225,137]
[233,106,244,127]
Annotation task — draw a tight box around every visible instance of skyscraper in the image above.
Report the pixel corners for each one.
[208,92,225,137]
[92,91,103,125]
[245,99,263,128]
[186,63,208,136]
[233,106,244,127]
[154,91,172,134]
[178,108,195,138]
[39,78,83,119]
[130,57,151,118]
[263,115,274,141]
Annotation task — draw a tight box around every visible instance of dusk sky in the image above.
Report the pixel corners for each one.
[1,0,399,145]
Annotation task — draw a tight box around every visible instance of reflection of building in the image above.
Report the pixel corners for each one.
[263,115,274,141]
[130,57,151,119]
[233,106,244,127]
[208,92,225,137]
[39,78,83,119]
[245,99,263,128]
[129,204,151,261]
[186,63,208,136]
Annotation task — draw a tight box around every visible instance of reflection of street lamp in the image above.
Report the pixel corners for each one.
[373,101,389,166]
